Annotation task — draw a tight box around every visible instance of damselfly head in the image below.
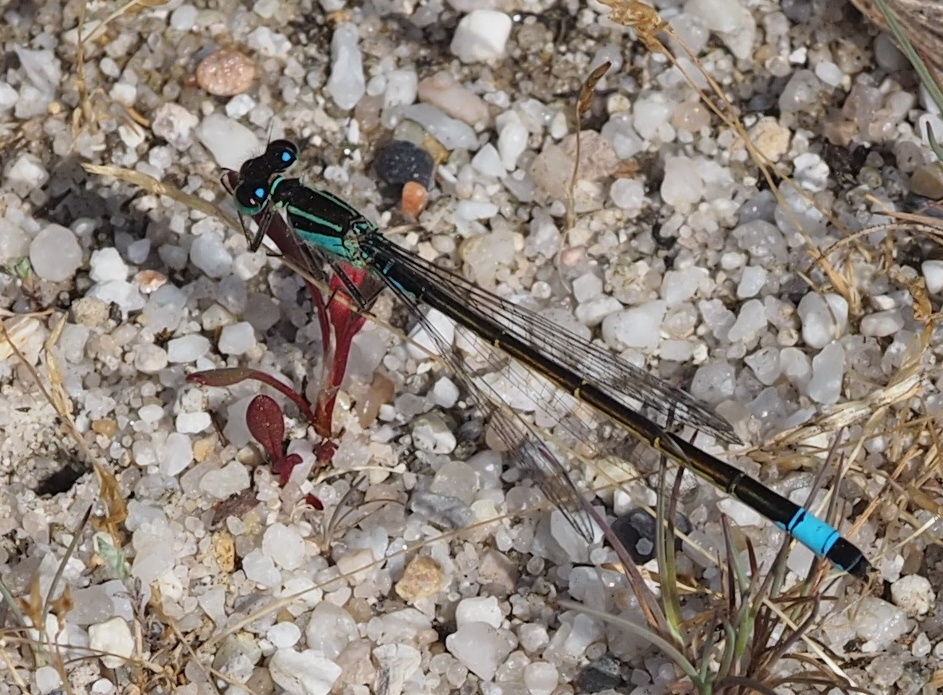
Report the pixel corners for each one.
[231,140,300,216]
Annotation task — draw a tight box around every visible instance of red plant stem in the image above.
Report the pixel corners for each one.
[314,313,362,440]
[188,369,318,424]
[307,278,334,365]
[313,270,369,440]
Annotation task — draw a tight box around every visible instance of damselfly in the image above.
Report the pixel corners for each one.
[228,140,870,579]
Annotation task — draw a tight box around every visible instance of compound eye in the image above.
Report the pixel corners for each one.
[267,140,298,170]
[234,184,266,215]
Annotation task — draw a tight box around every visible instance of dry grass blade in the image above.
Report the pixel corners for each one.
[0,648,29,690]
[82,163,240,231]
[843,402,940,562]
[596,0,668,52]
[73,0,93,138]
[577,61,611,115]
[43,315,74,418]
[41,506,93,623]
[80,0,170,46]
[0,315,42,361]
[93,463,128,541]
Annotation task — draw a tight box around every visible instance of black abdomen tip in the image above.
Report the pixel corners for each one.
[829,537,871,580]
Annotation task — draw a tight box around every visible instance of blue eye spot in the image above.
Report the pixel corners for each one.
[254,187,266,199]
[281,152,292,163]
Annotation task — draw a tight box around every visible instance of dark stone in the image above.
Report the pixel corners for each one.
[610,507,691,564]
[375,140,435,189]
[576,652,624,692]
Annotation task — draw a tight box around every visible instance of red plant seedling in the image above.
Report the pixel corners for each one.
[205,168,375,483]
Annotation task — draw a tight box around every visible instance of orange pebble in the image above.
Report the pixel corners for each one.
[92,419,117,437]
[401,181,429,217]
[195,48,256,96]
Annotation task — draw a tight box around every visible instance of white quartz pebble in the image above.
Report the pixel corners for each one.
[451,10,512,63]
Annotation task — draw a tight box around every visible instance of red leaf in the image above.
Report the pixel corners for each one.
[315,439,338,467]
[187,368,259,387]
[246,395,286,461]
[273,452,304,486]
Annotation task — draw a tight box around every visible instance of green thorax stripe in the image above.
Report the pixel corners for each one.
[273,178,367,236]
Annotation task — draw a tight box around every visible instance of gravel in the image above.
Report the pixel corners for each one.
[0,1,939,693]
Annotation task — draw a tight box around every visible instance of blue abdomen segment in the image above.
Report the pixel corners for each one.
[778,509,839,555]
